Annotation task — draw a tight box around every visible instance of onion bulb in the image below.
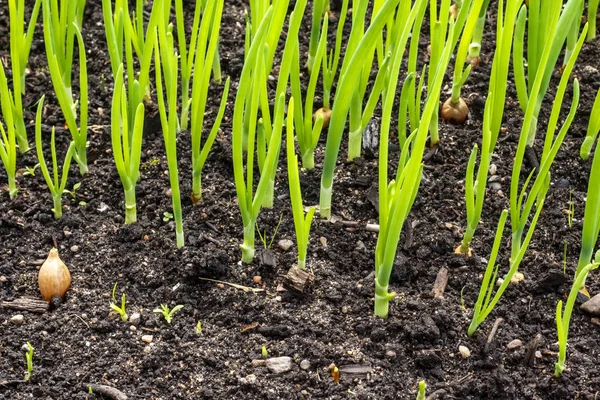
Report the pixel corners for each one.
[38,248,71,301]
[441,97,469,125]
[313,107,332,129]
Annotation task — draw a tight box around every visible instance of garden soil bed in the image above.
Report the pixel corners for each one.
[1,1,600,399]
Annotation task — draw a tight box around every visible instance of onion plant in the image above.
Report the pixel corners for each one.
[111,64,145,224]
[290,17,327,169]
[0,63,19,199]
[8,0,42,153]
[101,0,160,102]
[35,96,77,219]
[155,20,184,248]
[287,98,316,270]
[441,0,485,125]
[307,0,329,73]
[233,0,306,263]
[320,0,349,116]
[456,0,523,256]
[319,0,403,219]
[466,0,491,65]
[580,88,600,160]
[589,0,599,41]
[188,0,230,203]
[42,0,89,175]
[468,23,587,336]
[375,0,455,318]
[513,0,584,147]
[555,137,600,376]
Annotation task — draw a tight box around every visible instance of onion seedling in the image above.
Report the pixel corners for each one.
[24,342,34,381]
[35,96,77,220]
[513,0,583,147]
[109,283,128,322]
[42,0,88,175]
[466,0,491,65]
[111,64,145,224]
[375,0,455,318]
[319,0,402,218]
[589,0,599,41]
[153,304,183,324]
[441,0,485,125]
[468,22,587,336]
[580,88,600,160]
[189,0,230,203]
[555,139,600,376]
[287,98,316,270]
[155,18,185,248]
[416,380,426,400]
[8,0,42,153]
[307,0,329,73]
[0,63,19,199]
[457,0,523,256]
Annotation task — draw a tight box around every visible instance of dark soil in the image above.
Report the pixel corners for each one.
[1,1,600,399]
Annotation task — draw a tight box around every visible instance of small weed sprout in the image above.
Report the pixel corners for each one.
[163,211,174,222]
[261,345,268,358]
[153,304,183,324]
[64,182,82,200]
[256,214,283,249]
[24,342,33,381]
[23,164,40,177]
[416,380,426,400]
[109,283,128,322]
[195,321,202,335]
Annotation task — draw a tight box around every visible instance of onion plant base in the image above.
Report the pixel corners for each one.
[454,243,473,257]
[374,279,395,318]
[441,97,469,124]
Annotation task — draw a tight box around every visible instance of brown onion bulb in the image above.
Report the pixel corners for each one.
[38,248,71,301]
[441,97,469,125]
[313,107,332,129]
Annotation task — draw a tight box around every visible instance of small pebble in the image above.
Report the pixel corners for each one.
[265,356,293,374]
[591,317,600,326]
[129,313,141,324]
[320,237,328,248]
[253,276,262,284]
[129,325,137,332]
[278,239,294,251]
[70,245,79,253]
[10,315,24,325]
[459,345,471,358]
[251,359,266,367]
[275,296,282,302]
[511,272,525,284]
[535,350,542,359]
[489,182,502,191]
[342,306,350,313]
[507,339,524,349]
[165,188,172,197]
[63,229,72,237]
[583,65,599,75]
[0,275,7,283]
[21,344,30,352]
[142,335,153,344]
[300,359,311,370]
[489,164,497,175]
[385,350,397,359]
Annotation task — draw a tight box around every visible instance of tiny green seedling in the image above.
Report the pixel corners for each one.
[195,321,202,335]
[261,345,268,358]
[567,188,574,228]
[22,164,40,177]
[109,283,128,322]
[64,182,82,200]
[24,342,33,381]
[153,304,183,324]
[256,214,283,249]
[416,380,426,400]
[163,211,174,222]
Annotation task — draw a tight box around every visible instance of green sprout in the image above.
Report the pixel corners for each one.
[195,321,202,334]
[261,345,268,358]
[321,0,348,115]
[42,0,89,175]
[0,61,19,199]
[35,96,77,220]
[153,304,183,324]
[416,380,426,400]
[588,0,598,41]
[457,0,523,255]
[8,0,42,153]
[23,164,40,177]
[469,18,587,336]
[24,342,33,381]
[580,88,600,160]
[155,10,184,248]
[287,97,316,270]
[306,0,329,73]
[466,0,491,65]
[163,211,174,222]
[256,214,283,250]
[64,182,82,200]
[109,283,128,322]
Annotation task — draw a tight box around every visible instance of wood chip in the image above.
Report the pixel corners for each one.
[0,297,50,313]
[432,267,449,298]
[284,266,315,292]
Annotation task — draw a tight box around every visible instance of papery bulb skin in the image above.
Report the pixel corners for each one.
[441,97,469,125]
[314,107,332,129]
[38,248,71,301]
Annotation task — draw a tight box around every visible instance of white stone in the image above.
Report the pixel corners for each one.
[10,315,24,325]
[459,345,471,358]
[266,356,293,374]
[142,335,153,344]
